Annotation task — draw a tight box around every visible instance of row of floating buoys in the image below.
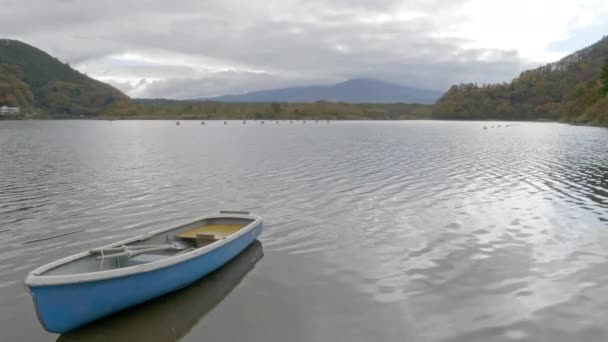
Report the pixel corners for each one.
[177,120,332,125]
[483,123,521,129]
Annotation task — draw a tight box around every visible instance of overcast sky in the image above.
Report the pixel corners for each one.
[2,0,608,99]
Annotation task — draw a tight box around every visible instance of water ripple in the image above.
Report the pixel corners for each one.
[0,121,607,341]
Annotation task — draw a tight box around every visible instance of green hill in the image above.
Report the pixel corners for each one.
[433,36,608,125]
[0,39,129,117]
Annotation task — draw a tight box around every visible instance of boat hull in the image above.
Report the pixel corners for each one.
[28,220,262,333]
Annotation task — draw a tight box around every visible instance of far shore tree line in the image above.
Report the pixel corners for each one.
[101,99,433,120]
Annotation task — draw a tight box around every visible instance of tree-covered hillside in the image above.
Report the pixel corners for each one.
[433,36,608,125]
[0,39,128,116]
[0,64,33,107]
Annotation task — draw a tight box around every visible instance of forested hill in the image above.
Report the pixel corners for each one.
[0,39,128,117]
[433,36,608,125]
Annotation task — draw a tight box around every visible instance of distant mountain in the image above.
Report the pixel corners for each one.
[205,78,443,104]
[0,39,128,117]
[433,36,608,125]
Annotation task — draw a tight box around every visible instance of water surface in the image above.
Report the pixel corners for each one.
[1,120,607,341]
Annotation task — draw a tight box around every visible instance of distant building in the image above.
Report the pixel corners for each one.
[0,106,20,115]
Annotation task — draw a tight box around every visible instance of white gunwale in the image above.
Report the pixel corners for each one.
[25,213,262,287]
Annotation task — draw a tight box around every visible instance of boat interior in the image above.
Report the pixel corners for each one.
[41,217,254,276]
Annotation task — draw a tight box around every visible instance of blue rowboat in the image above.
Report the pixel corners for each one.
[58,240,264,341]
[25,211,263,333]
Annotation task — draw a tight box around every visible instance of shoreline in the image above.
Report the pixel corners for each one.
[2,117,606,127]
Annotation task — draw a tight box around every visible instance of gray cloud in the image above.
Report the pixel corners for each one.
[0,0,543,99]
[140,71,314,99]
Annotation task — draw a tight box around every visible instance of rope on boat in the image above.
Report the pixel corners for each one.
[99,248,105,271]
[94,243,184,260]
[90,244,169,254]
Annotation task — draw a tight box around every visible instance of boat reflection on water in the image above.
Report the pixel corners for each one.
[57,240,264,341]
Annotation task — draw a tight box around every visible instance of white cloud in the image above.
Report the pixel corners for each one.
[443,0,608,62]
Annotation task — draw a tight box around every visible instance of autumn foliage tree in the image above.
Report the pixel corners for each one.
[0,64,33,107]
[601,58,608,95]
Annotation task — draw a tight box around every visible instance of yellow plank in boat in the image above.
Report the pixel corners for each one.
[176,224,246,240]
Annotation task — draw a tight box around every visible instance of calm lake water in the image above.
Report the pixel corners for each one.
[1,120,608,342]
